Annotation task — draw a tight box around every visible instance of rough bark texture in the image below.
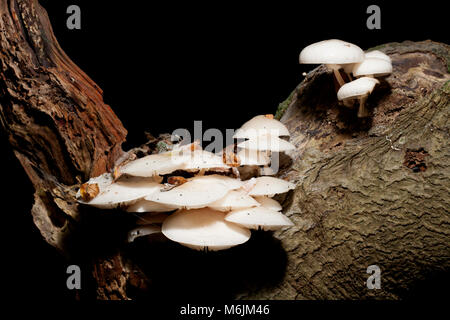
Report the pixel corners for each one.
[1,0,449,300]
[0,0,127,250]
[241,40,450,299]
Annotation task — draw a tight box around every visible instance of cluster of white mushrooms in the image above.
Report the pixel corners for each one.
[77,115,296,251]
[299,39,392,117]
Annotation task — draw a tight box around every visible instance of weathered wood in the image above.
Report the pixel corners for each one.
[0,0,127,250]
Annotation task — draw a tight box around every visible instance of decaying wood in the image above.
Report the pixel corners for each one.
[1,0,449,300]
[0,0,127,250]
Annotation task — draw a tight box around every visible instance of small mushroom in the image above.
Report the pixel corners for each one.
[118,150,188,178]
[253,195,283,211]
[183,149,231,172]
[162,208,251,251]
[237,135,295,152]
[364,50,391,63]
[208,190,260,212]
[225,207,294,231]
[352,57,392,78]
[78,176,161,209]
[299,39,365,87]
[145,175,242,209]
[233,114,290,139]
[246,176,296,197]
[126,199,179,213]
[337,77,380,118]
[236,149,271,166]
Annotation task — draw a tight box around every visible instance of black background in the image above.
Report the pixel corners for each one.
[1,0,448,303]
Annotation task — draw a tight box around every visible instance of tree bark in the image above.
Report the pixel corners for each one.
[1,0,449,300]
[0,0,126,250]
[244,40,450,299]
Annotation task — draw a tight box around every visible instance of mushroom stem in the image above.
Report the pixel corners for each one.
[343,99,355,108]
[357,95,369,118]
[332,68,346,87]
[345,71,353,81]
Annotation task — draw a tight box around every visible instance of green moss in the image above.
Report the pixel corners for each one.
[156,141,169,153]
[366,44,387,52]
[442,80,450,93]
[275,88,296,120]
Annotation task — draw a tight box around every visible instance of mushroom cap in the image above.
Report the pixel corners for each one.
[364,50,391,63]
[126,199,179,213]
[184,150,230,171]
[225,207,294,231]
[233,115,290,139]
[79,176,161,209]
[162,208,251,251]
[119,151,188,177]
[247,176,296,196]
[209,190,260,212]
[254,196,282,211]
[145,175,242,209]
[352,57,392,77]
[237,149,271,166]
[299,39,365,65]
[337,77,380,100]
[237,135,295,152]
[342,63,356,74]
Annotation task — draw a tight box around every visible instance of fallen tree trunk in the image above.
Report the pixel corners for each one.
[1,0,449,300]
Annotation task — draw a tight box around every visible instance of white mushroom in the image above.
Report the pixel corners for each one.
[78,176,161,209]
[237,135,295,152]
[352,57,392,78]
[162,208,251,251]
[299,39,365,87]
[246,176,296,197]
[183,149,230,172]
[253,196,283,211]
[208,190,260,212]
[364,50,391,63]
[233,114,290,139]
[236,149,271,166]
[145,175,242,209]
[225,207,294,231]
[126,199,179,213]
[117,150,188,178]
[337,77,380,118]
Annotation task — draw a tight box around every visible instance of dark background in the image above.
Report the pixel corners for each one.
[1,0,448,302]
